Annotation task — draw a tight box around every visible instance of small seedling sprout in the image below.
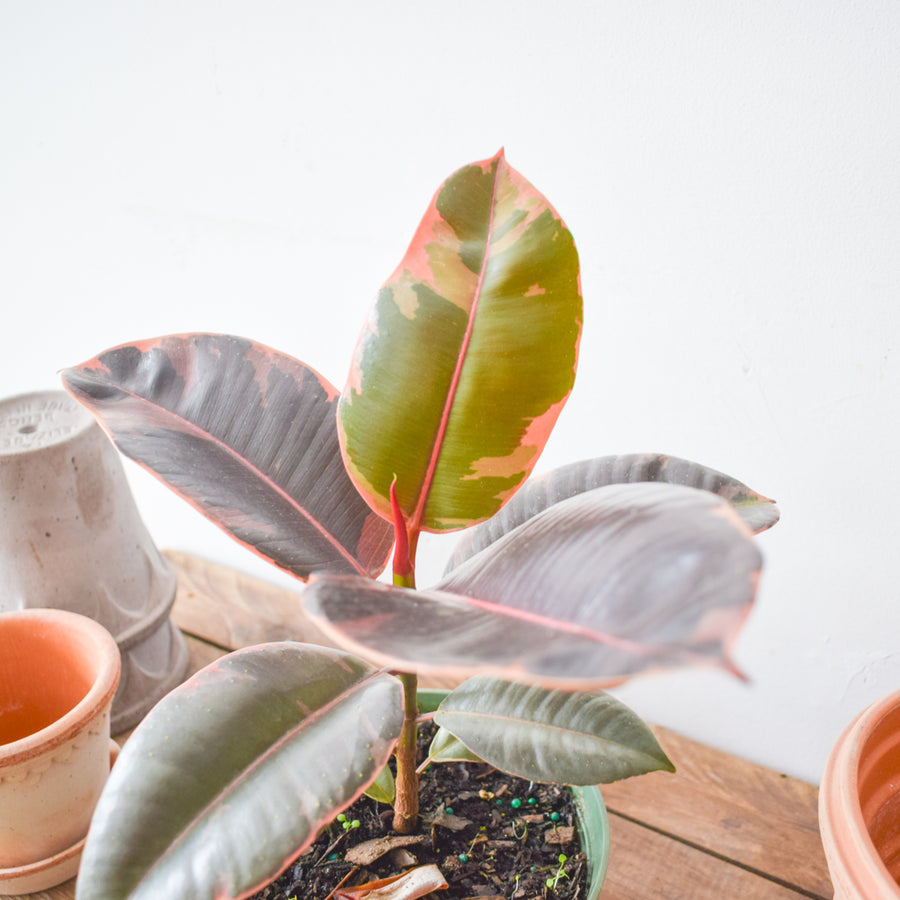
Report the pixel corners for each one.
[546,853,570,892]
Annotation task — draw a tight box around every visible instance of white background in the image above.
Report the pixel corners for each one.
[2,1,898,784]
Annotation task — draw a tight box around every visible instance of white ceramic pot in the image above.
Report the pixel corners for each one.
[0,390,189,732]
[819,689,900,899]
[0,608,121,894]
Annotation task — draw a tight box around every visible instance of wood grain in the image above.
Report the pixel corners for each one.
[6,884,74,900]
[602,814,819,899]
[163,550,461,691]
[601,727,831,898]
[164,549,329,649]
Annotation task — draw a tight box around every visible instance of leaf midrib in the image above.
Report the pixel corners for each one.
[408,159,501,535]
[76,363,370,577]
[129,667,395,898]
[436,707,666,768]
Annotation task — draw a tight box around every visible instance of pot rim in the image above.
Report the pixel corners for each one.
[820,688,900,897]
[0,608,121,766]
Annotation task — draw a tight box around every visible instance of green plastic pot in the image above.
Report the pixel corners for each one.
[417,689,610,898]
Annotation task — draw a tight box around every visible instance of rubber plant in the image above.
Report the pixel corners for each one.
[62,150,779,900]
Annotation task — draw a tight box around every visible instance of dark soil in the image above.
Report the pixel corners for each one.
[251,724,589,899]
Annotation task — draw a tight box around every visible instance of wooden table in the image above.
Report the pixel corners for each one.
[25,551,834,900]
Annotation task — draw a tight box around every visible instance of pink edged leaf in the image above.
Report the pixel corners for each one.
[444,453,779,575]
[335,865,448,899]
[338,150,583,534]
[75,643,405,900]
[302,483,762,688]
[61,333,394,579]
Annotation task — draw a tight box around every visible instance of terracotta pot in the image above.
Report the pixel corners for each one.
[0,608,121,895]
[0,389,189,733]
[819,688,900,899]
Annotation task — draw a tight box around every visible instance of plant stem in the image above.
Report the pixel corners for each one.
[392,670,419,833]
[389,482,421,833]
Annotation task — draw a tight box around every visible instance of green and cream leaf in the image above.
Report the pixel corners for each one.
[338,150,583,534]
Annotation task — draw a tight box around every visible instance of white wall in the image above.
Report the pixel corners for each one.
[2,1,898,785]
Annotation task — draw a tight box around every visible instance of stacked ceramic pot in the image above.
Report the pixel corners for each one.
[0,390,189,734]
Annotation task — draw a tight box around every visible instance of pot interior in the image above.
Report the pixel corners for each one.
[858,702,900,885]
[0,617,97,745]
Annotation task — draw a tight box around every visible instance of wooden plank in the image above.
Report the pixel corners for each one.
[600,726,831,898]
[182,633,228,675]
[164,550,461,691]
[6,883,74,900]
[601,813,820,900]
[164,549,331,649]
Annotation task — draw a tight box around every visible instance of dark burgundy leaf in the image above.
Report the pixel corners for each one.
[62,334,393,579]
[444,453,778,575]
[303,483,762,687]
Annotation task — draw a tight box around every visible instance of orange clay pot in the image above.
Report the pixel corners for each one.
[0,608,120,895]
[819,688,900,899]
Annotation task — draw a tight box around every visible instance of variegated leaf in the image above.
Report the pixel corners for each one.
[76,644,405,900]
[302,483,762,688]
[444,453,779,574]
[62,334,393,579]
[338,150,582,533]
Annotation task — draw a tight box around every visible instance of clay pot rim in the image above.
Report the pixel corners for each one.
[820,688,900,897]
[0,608,121,767]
